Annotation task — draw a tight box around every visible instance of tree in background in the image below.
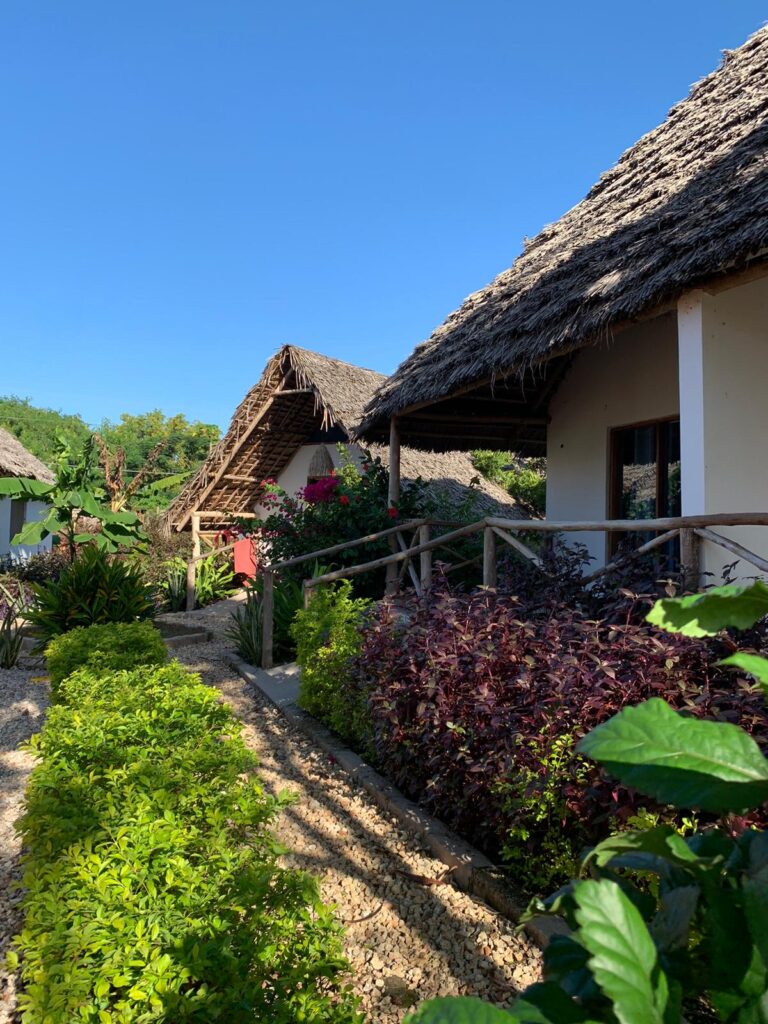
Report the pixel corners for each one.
[472,450,546,516]
[0,399,219,510]
[0,396,90,463]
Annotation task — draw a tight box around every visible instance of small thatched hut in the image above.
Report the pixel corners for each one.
[0,428,54,559]
[164,345,518,538]
[359,26,768,580]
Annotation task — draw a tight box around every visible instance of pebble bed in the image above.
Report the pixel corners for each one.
[0,662,48,1024]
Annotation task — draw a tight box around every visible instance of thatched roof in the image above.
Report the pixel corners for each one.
[0,428,54,483]
[164,345,519,531]
[359,26,768,452]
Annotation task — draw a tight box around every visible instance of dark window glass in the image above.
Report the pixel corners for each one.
[610,420,680,558]
[9,499,27,544]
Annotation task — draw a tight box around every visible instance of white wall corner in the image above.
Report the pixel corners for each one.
[677,290,706,515]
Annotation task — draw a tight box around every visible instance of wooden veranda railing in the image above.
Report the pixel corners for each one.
[183,512,768,669]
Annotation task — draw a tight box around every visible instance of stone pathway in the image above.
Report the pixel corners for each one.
[0,662,48,1024]
[175,631,542,1021]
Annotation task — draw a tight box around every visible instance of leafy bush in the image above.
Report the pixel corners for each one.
[132,511,192,588]
[45,620,168,692]
[407,581,768,1024]
[26,545,155,646]
[343,586,767,890]
[0,547,69,584]
[11,661,361,1023]
[471,451,546,515]
[254,447,425,597]
[0,604,23,668]
[194,553,237,607]
[292,582,371,749]
[226,587,263,664]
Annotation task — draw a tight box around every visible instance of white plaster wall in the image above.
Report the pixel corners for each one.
[546,314,679,570]
[0,499,53,559]
[692,277,768,580]
[253,443,364,519]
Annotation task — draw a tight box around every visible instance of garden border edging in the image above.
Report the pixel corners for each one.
[223,653,565,950]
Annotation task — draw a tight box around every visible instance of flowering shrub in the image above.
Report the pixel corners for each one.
[343,586,768,891]
[253,447,425,595]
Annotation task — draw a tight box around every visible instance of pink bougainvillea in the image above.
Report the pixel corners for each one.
[301,476,339,504]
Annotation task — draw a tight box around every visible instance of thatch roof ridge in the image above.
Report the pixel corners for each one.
[360,26,768,431]
[283,346,386,432]
[0,428,54,483]
[165,345,520,531]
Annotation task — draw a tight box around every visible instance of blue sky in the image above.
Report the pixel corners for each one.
[1,2,765,431]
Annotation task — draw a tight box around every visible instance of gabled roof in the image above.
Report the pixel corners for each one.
[359,26,768,447]
[0,428,54,483]
[164,345,519,531]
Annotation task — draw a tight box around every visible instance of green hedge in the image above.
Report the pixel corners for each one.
[11,653,361,1023]
[45,620,168,694]
[291,583,371,751]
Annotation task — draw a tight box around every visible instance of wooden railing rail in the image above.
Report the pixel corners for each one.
[249,512,768,669]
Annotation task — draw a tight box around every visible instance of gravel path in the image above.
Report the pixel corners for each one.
[174,625,542,1021]
[0,662,48,1024]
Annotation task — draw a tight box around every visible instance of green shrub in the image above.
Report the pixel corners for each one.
[45,620,168,692]
[26,545,155,646]
[292,582,371,749]
[12,662,361,1023]
[226,587,263,664]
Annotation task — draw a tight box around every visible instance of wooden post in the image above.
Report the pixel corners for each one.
[679,528,701,592]
[302,580,311,610]
[261,568,274,669]
[186,512,202,612]
[185,558,196,612]
[386,417,401,596]
[419,523,432,591]
[483,527,497,588]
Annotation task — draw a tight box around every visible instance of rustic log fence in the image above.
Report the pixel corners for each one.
[184,512,768,668]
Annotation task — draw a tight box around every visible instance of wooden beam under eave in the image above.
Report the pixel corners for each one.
[388,417,400,505]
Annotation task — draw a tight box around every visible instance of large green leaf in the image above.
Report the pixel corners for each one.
[574,879,668,1024]
[646,582,768,637]
[404,997,518,1023]
[577,698,768,813]
[0,476,51,498]
[512,983,596,1022]
[720,653,768,696]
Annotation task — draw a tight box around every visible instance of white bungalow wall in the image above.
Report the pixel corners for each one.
[678,276,768,581]
[0,498,53,560]
[546,315,680,571]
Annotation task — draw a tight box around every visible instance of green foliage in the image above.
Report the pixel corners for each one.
[0,435,145,557]
[647,580,768,637]
[292,582,371,748]
[26,546,155,646]
[98,410,219,480]
[406,582,768,1024]
[226,587,263,664]
[471,451,546,515]
[0,395,90,464]
[0,398,220,510]
[45,621,167,692]
[132,511,192,588]
[12,661,360,1023]
[257,446,425,597]
[498,734,590,892]
[0,604,23,669]
[194,553,237,607]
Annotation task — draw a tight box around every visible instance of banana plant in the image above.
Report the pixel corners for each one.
[406,581,768,1024]
[0,435,145,560]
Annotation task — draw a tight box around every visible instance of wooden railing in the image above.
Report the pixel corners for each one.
[184,512,768,669]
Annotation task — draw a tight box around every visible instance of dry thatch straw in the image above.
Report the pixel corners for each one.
[164,345,519,532]
[0,428,54,483]
[359,26,768,445]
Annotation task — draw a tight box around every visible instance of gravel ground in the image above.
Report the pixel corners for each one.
[171,607,542,1021]
[0,661,48,1024]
